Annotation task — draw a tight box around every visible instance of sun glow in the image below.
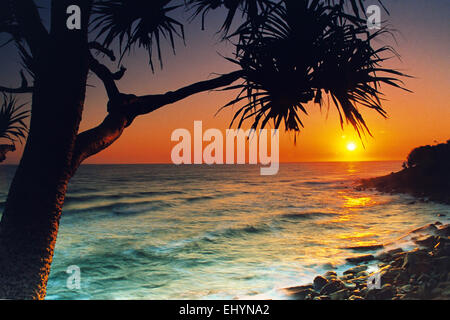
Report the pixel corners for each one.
[346,142,357,152]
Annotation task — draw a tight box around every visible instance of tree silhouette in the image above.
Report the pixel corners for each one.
[0,0,408,299]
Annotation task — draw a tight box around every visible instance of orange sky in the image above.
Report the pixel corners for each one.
[2,1,449,164]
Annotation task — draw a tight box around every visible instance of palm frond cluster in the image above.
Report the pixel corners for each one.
[87,0,407,137]
[219,0,409,137]
[0,94,29,144]
[186,0,275,34]
[91,0,185,71]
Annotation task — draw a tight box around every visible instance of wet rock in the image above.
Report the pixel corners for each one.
[346,254,375,264]
[433,256,450,273]
[356,271,369,278]
[394,271,410,286]
[348,295,364,300]
[313,276,329,291]
[313,295,331,300]
[323,271,337,280]
[288,287,315,300]
[376,248,403,263]
[414,235,439,248]
[343,282,357,289]
[402,249,431,274]
[320,279,346,295]
[391,255,405,267]
[283,285,314,299]
[437,224,450,237]
[394,293,406,300]
[366,284,396,300]
[343,265,368,275]
[400,284,412,293]
[410,223,438,235]
[340,274,354,281]
[329,289,350,300]
[380,267,402,284]
[434,242,450,257]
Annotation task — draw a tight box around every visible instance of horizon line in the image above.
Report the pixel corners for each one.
[2,159,405,166]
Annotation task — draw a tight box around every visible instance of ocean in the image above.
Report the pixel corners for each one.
[0,162,449,299]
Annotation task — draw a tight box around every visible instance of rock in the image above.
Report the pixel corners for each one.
[323,271,337,280]
[376,248,403,262]
[394,293,406,300]
[344,282,357,289]
[380,267,402,284]
[402,249,431,274]
[329,289,350,300]
[313,295,331,300]
[410,223,438,235]
[356,271,369,278]
[391,254,405,267]
[348,295,364,300]
[343,265,368,275]
[434,242,450,257]
[340,274,354,281]
[366,284,396,300]
[394,271,410,286]
[400,284,412,293]
[414,235,439,248]
[433,256,450,273]
[346,254,375,264]
[283,285,314,299]
[320,280,346,295]
[313,276,329,291]
[437,224,450,237]
[289,288,316,300]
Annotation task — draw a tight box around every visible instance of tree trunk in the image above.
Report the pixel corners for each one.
[0,0,91,299]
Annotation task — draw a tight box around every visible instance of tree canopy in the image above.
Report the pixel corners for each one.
[0,0,409,153]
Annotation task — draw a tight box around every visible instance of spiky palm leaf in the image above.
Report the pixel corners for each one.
[0,94,29,144]
[324,0,388,17]
[91,0,185,71]
[186,0,275,35]
[221,0,408,138]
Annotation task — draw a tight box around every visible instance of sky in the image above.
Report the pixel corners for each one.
[1,0,449,164]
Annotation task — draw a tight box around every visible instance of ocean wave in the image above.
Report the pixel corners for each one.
[278,211,338,220]
[184,195,216,203]
[63,199,173,215]
[206,223,273,239]
[65,190,185,204]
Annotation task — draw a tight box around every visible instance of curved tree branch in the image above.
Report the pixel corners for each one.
[0,71,33,93]
[0,85,33,94]
[129,70,244,116]
[89,41,116,61]
[71,70,244,172]
[88,53,122,99]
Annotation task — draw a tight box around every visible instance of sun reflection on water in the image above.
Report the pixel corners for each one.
[343,196,375,208]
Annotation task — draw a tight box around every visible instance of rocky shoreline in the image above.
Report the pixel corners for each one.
[283,222,450,300]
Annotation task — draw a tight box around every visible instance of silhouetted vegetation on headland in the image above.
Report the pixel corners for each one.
[361,140,450,203]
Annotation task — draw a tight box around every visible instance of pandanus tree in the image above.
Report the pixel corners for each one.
[0,0,408,299]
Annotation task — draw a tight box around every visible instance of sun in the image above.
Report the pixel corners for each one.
[346,142,357,152]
